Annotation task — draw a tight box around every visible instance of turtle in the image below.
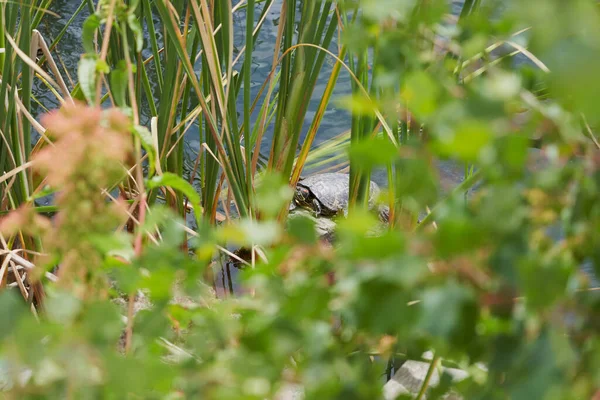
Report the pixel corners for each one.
[291,173,381,218]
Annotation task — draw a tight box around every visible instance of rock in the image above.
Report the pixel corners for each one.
[287,208,337,241]
[383,360,469,400]
[288,208,388,242]
[275,383,304,400]
[0,359,32,392]
[265,359,471,400]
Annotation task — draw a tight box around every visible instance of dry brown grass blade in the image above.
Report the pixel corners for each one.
[0,246,59,284]
[0,161,35,185]
[13,91,49,139]
[4,32,64,100]
[504,40,550,73]
[95,0,118,103]
[11,262,30,297]
[190,2,224,110]
[0,253,11,287]
[32,29,72,101]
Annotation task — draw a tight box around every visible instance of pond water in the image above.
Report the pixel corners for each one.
[38,0,469,162]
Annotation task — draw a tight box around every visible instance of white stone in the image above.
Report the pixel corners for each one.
[383,360,468,400]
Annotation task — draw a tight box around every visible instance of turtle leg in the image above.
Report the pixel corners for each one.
[288,200,297,212]
[312,199,323,217]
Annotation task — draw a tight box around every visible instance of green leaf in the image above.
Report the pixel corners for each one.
[462,34,488,59]
[96,59,110,73]
[239,219,281,246]
[341,24,371,54]
[70,82,87,102]
[133,124,157,177]
[336,93,380,116]
[395,156,439,214]
[419,281,478,347]
[0,291,28,338]
[127,13,144,53]
[433,119,493,162]
[401,71,441,120]
[88,231,135,262]
[78,54,98,105]
[351,276,418,334]
[142,267,176,301]
[218,219,282,247]
[362,0,418,22]
[287,214,317,244]
[110,60,128,107]
[343,231,406,260]
[434,202,486,257]
[45,289,82,325]
[255,173,294,219]
[137,205,181,237]
[518,255,572,310]
[147,173,201,212]
[505,330,572,400]
[348,137,398,169]
[80,301,123,346]
[82,14,101,54]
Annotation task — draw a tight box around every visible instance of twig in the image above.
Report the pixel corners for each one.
[415,354,441,400]
[95,0,118,104]
[1,249,58,282]
[581,113,600,150]
[126,191,148,354]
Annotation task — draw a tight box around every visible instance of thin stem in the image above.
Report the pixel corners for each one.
[95,0,118,105]
[415,354,440,400]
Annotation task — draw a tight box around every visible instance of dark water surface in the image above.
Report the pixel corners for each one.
[39,1,468,163]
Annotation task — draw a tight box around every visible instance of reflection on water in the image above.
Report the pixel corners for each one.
[213,261,240,298]
[41,1,470,157]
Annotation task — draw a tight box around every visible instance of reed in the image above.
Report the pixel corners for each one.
[1,0,548,239]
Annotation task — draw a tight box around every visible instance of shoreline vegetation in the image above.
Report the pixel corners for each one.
[2,0,600,398]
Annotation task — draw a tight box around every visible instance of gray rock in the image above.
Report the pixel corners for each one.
[288,208,388,242]
[275,383,304,400]
[383,360,468,400]
[288,208,338,240]
[269,359,471,400]
[0,360,32,392]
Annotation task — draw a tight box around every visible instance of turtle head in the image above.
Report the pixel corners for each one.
[378,205,390,223]
[294,186,312,206]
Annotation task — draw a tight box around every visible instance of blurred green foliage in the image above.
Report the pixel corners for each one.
[2,0,600,399]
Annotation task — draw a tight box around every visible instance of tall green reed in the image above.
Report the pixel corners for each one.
[0,0,44,210]
[2,0,550,232]
[74,0,344,225]
[0,0,57,306]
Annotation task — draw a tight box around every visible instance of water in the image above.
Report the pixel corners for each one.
[38,1,474,165]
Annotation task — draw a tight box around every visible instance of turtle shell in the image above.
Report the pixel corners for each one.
[297,173,380,215]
